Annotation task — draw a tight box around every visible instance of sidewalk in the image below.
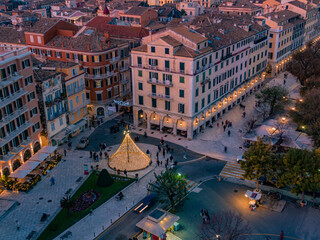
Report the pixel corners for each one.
[132,72,303,163]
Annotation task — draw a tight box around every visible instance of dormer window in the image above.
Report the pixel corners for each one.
[197,45,200,50]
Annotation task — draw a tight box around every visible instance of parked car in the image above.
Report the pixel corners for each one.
[236,155,246,163]
[77,137,89,149]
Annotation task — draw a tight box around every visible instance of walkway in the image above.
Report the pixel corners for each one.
[219,162,245,179]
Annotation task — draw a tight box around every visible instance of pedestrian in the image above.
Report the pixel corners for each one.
[217,122,219,127]
[228,130,231,137]
[90,209,93,215]
[170,155,173,162]
[99,151,102,158]
[280,230,284,240]
[166,158,169,165]
[156,152,159,158]
[64,149,67,156]
[283,79,286,85]
[165,163,168,169]
[104,151,108,159]
[221,121,224,126]
[223,125,226,132]
[157,160,160,166]
[163,149,165,158]
[224,146,227,152]
[124,169,127,177]
[90,150,92,158]
[158,145,161,152]
[160,161,162,166]
[225,120,228,125]
[144,131,147,138]
[50,177,55,186]
[16,220,20,231]
[183,151,187,160]
[97,156,99,162]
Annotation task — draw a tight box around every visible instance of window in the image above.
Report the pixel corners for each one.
[56,52,61,58]
[179,76,184,83]
[202,85,205,93]
[71,114,75,121]
[32,122,40,132]
[66,53,70,59]
[201,98,205,109]
[165,60,170,70]
[59,118,63,126]
[137,57,142,65]
[151,46,155,53]
[195,88,199,97]
[152,85,156,94]
[22,59,30,69]
[195,102,198,113]
[179,62,185,72]
[138,95,144,105]
[37,36,42,44]
[24,76,33,86]
[207,94,211,104]
[196,76,199,82]
[138,70,142,77]
[179,89,184,98]
[51,122,55,131]
[178,103,185,113]
[152,98,157,108]
[30,35,34,43]
[165,100,170,110]
[76,96,79,103]
[165,87,170,96]
[27,92,35,102]
[138,82,143,90]
[29,107,38,117]
[165,48,169,54]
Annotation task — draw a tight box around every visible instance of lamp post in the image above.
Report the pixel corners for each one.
[295,126,305,141]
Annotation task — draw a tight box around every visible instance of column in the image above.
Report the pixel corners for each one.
[133,108,139,127]
[160,120,163,132]
[147,115,151,130]
[173,121,177,136]
[187,125,193,140]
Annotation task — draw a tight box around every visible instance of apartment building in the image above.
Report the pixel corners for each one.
[177,2,205,16]
[131,20,269,139]
[0,47,42,177]
[119,7,158,27]
[219,0,263,16]
[34,69,68,146]
[256,10,304,76]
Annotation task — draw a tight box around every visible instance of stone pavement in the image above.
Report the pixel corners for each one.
[131,72,307,163]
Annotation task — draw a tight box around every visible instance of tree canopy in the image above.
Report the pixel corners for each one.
[97,169,114,187]
[151,170,188,210]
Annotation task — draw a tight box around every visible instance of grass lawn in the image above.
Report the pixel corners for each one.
[38,172,134,240]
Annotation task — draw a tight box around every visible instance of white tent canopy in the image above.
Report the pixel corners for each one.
[18,161,40,171]
[29,153,49,162]
[9,169,32,179]
[37,146,57,155]
[136,209,179,237]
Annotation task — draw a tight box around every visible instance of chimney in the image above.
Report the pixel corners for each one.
[61,41,64,48]
[51,41,54,46]
[87,44,91,51]
[70,42,73,49]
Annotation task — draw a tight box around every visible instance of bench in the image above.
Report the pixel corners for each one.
[60,231,72,239]
[26,231,36,240]
[65,188,72,195]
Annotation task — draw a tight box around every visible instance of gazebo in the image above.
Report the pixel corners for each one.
[108,132,150,171]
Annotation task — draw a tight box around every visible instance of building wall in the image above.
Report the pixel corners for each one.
[0,47,42,176]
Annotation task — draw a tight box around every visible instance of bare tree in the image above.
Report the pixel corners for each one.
[199,211,251,240]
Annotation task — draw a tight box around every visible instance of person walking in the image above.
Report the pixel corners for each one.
[50,177,55,186]
[64,149,67,156]
[16,220,20,231]
[90,150,93,158]
[163,148,165,158]
[223,125,226,132]
[228,130,231,137]
[124,169,127,177]
[280,230,284,240]
[217,122,219,127]
[183,151,187,160]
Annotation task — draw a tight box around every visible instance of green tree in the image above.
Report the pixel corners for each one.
[241,138,278,191]
[151,170,188,210]
[60,195,75,218]
[181,9,187,16]
[255,85,289,116]
[290,88,320,147]
[278,148,320,204]
[97,169,114,187]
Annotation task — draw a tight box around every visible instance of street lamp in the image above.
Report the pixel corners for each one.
[281,117,286,122]
[216,234,221,240]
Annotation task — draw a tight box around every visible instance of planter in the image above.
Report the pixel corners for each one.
[300,200,307,207]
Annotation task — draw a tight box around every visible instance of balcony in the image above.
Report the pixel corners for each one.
[120,78,129,85]
[21,137,33,147]
[119,64,130,72]
[0,121,32,148]
[47,108,67,121]
[201,77,211,85]
[147,92,173,100]
[0,106,28,124]
[120,89,131,97]
[85,72,114,80]
[254,35,268,45]
[110,56,120,62]
[10,145,25,154]
[0,152,14,162]
[67,84,86,97]
[45,96,66,107]
[0,89,27,109]
[149,65,158,70]
[221,53,232,61]
[0,71,23,88]
[147,78,173,87]
[68,100,90,113]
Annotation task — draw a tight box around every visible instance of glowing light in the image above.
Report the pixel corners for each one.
[140,114,143,118]
[281,117,286,121]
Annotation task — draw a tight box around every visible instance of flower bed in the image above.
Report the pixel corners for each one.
[72,190,100,212]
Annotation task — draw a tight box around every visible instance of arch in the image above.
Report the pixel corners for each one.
[12,159,21,171]
[3,167,10,178]
[137,109,147,127]
[193,117,199,128]
[150,112,160,124]
[23,149,32,162]
[97,107,105,117]
[33,141,41,154]
[162,115,173,128]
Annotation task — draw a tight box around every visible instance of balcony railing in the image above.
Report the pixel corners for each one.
[120,78,129,85]
[120,64,130,72]
[0,88,27,108]
[47,108,67,121]
[0,152,14,162]
[254,35,268,45]
[147,78,173,87]
[221,53,232,61]
[0,121,32,148]
[85,72,114,80]
[1,106,28,124]
[67,84,86,97]
[68,100,90,113]
[147,92,173,100]
[149,65,158,70]
[0,71,23,87]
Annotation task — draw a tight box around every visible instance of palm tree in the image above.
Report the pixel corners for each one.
[60,195,75,217]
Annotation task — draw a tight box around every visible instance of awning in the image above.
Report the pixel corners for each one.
[66,118,87,134]
[37,146,57,155]
[9,169,31,179]
[18,161,40,171]
[245,190,262,200]
[29,153,49,162]
[136,209,179,237]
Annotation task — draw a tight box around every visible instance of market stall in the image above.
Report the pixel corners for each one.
[245,190,262,211]
[136,208,180,240]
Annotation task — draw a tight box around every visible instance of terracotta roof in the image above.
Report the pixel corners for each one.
[174,45,211,58]
[41,60,78,68]
[0,27,26,44]
[34,69,61,82]
[86,16,149,39]
[170,26,207,44]
[288,1,314,11]
[219,0,261,9]
[124,6,152,16]
[263,10,300,23]
[26,18,61,34]
[132,44,147,52]
[160,35,181,47]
